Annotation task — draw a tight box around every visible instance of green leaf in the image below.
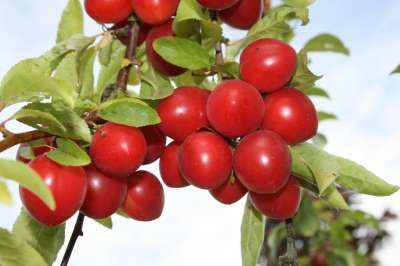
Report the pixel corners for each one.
[53,51,79,92]
[13,108,67,135]
[98,98,160,127]
[174,71,216,90]
[174,0,208,27]
[153,37,212,70]
[17,102,91,142]
[99,40,114,66]
[0,159,55,210]
[47,138,91,166]
[140,61,173,100]
[311,133,327,148]
[303,34,350,55]
[116,209,130,218]
[291,143,340,195]
[17,144,35,161]
[318,111,337,121]
[293,196,319,237]
[336,156,399,196]
[295,171,348,210]
[172,0,206,38]
[95,45,126,102]
[241,198,265,266]
[0,228,47,266]
[284,0,315,7]
[12,209,65,265]
[0,59,76,107]
[78,47,97,99]
[336,210,380,231]
[302,86,330,99]
[214,61,241,79]
[322,185,349,210]
[267,222,286,265]
[95,217,113,229]
[390,64,400,75]
[227,5,309,58]
[43,34,95,69]
[56,0,84,43]
[0,179,12,206]
[200,20,222,50]
[290,50,322,90]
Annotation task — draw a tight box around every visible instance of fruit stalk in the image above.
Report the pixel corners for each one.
[60,213,85,266]
[279,219,298,266]
[0,130,50,152]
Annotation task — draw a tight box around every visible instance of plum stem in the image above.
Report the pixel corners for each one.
[0,130,51,153]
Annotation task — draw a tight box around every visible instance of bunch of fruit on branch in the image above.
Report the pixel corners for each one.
[16,0,318,226]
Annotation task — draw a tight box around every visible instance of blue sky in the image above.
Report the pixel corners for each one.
[0,1,400,265]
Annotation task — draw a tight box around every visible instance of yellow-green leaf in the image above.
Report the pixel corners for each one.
[0,159,55,210]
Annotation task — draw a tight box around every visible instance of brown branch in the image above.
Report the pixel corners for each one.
[0,130,50,153]
[115,21,140,92]
[210,11,229,80]
[60,213,85,266]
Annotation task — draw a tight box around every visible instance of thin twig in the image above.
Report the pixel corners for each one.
[210,11,229,80]
[61,213,85,266]
[115,21,140,92]
[0,130,50,153]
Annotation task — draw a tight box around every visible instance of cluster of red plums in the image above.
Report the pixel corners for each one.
[153,36,318,220]
[18,37,318,226]
[17,0,319,226]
